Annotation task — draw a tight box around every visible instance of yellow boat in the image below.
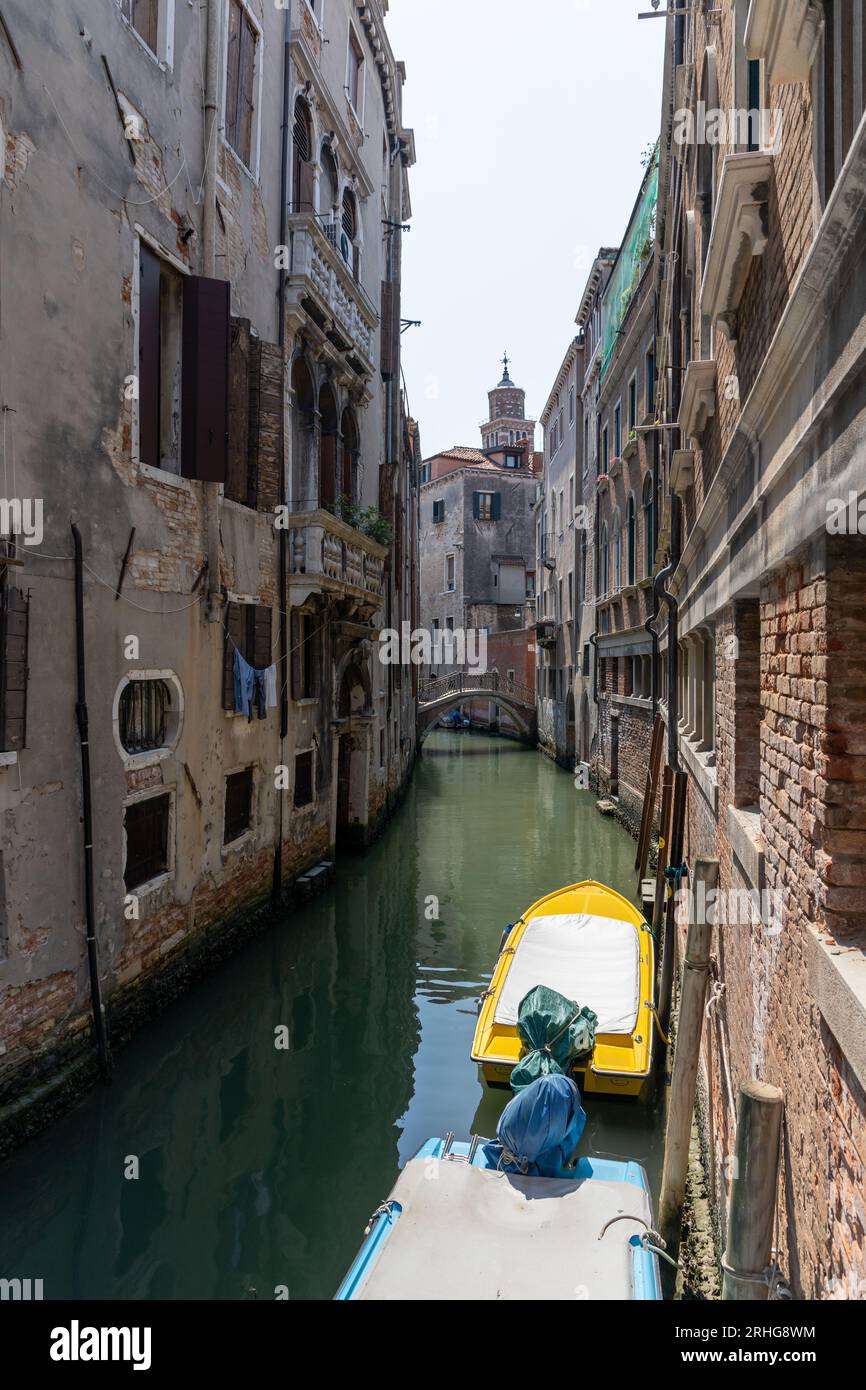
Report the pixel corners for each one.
[470,880,655,1098]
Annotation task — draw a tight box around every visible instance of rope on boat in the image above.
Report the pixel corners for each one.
[651,1006,670,1045]
[363,1201,396,1236]
[597,1215,681,1271]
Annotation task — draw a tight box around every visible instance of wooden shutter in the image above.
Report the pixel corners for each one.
[290,610,302,699]
[381,280,401,381]
[139,244,161,469]
[298,158,315,214]
[225,0,241,156]
[236,9,257,168]
[1,584,28,752]
[227,317,252,504]
[249,340,284,514]
[253,603,272,670]
[353,244,360,282]
[492,493,502,520]
[472,492,480,520]
[182,275,230,483]
[223,601,245,709]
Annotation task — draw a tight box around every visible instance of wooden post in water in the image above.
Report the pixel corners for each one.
[721,1080,784,1300]
[658,857,718,1252]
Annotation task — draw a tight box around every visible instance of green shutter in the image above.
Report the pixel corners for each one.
[492,493,501,520]
[472,493,480,519]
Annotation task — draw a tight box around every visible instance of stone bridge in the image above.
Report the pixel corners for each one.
[417,671,537,746]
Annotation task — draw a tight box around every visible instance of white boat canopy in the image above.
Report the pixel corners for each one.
[493,914,641,1035]
[354,1157,653,1301]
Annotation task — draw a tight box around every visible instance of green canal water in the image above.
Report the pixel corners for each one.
[0,733,663,1300]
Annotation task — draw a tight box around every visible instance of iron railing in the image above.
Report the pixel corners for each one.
[418,670,536,709]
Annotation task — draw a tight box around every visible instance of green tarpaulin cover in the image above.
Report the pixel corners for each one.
[510,985,597,1093]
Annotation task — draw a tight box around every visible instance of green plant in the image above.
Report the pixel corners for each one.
[337,495,394,546]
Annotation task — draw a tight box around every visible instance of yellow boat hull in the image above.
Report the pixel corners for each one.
[470,880,655,1100]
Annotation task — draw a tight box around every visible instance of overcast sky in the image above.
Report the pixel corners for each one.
[385,0,667,458]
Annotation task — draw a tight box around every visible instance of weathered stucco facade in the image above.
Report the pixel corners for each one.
[0,0,418,1150]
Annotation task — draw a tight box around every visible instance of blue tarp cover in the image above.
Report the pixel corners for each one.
[485,1074,586,1177]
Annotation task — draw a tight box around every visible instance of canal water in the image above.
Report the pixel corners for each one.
[0,733,663,1300]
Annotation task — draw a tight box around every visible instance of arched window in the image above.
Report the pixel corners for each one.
[600,523,609,598]
[612,509,622,592]
[627,495,636,586]
[340,407,360,504]
[643,474,654,578]
[293,98,314,213]
[318,382,339,510]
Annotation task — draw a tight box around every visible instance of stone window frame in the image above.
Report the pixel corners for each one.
[346,16,367,126]
[112,670,185,772]
[221,762,258,854]
[122,783,177,899]
[117,0,176,71]
[293,747,317,811]
[132,228,191,489]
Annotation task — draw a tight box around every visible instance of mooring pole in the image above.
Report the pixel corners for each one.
[658,856,717,1251]
[721,1079,784,1300]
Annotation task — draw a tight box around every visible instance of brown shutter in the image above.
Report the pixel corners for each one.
[139,244,161,468]
[1,584,29,752]
[310,620,321,699]
[227,317,251,504]
[298,159,315,214]
[290,610,302,699]
[253,603,272,670]
[182,276,230,483]
[380,281,394,380]
[225,0,241,155]
[353,244,360,282]
[248,339,284,514]
[223,601,245,710]
[237,10,256,168]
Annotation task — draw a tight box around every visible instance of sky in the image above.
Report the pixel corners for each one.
[385,0,667,458]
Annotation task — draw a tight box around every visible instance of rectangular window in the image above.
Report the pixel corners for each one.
[420,462,431,483]
[569,384,575,423]
[473,492,500,521]
[138,242,230,482]
[122,0,159,54]
[446,616,454,633]
[124,793,170,890]
[445,554,456,591]
[432,499,445,523]
[628,377,637,432]
[347,26,365,116]
[294,750,314,808]
[526,571,536,598]
[614,402,622,459]
[224,601,273,710]
[747,58,762,152]
[291,610,320,701]
[504,453,520,469]
[224,767,253,844]
[226,0,258,171]
[821,0,865,203]
[583,644,590,677]
[0,577,29,754]
[602,425,609,473]
[568,571,574,616]
[646,347,656,414]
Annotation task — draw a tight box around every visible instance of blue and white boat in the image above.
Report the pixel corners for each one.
[335,1076,663,1301]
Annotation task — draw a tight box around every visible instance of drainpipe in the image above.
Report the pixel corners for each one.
[273,0,292,899]
[645,369,661,715]
[71,524,111,1082]
[203,0,222,622]
[654,496,681,772]
[589,630,599,704]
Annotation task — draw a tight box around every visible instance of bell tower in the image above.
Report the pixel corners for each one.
[480,354,536,450]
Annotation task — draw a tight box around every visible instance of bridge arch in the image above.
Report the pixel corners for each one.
[416,672,537,748]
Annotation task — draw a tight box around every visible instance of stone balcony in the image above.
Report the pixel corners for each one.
[284,214,379,386]
[288,508,387,621]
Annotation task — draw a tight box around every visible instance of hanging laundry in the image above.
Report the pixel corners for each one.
[264,664,278,709]
[233,648,256,718]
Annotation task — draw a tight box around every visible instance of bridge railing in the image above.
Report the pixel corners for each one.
[418,670,536,709]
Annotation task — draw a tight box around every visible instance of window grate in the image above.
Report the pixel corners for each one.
[124,794,170,891]
[119,679,170,754]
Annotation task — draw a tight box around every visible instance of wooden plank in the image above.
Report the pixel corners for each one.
[722,1081,784,1301]
[652,765,674,935]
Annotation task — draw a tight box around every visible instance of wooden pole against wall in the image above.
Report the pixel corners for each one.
[635,714,665,883]
[658,856,718,1251]
[722,1080,784,1300]
[658,769,687,1038]
[653,766,674,934]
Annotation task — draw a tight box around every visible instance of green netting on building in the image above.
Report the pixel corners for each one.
[600,149,659,381]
